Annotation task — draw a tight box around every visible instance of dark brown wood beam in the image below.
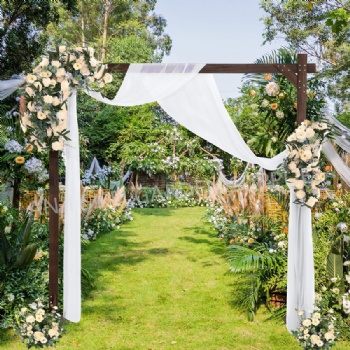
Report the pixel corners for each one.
[297,54,308,124]
[106,63,316,74]
[49,150,59,309]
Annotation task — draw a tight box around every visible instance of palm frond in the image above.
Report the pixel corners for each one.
[227,244,279,273]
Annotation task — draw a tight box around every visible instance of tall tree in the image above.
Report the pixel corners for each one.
[260,0,350,104]
[47,0,172,62]
[0,0,77,77]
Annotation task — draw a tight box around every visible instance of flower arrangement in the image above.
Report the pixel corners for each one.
[23,46,113,151]
[16,300,64,348]
[285,120,329,208]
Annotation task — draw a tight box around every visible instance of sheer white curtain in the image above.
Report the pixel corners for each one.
[323,140,350,187]
[63,91,81,322]
[0,76,25,100]
[86,64,286,171]
[286,184,314,332]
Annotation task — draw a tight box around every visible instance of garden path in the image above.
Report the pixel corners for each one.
[2,207,301,349]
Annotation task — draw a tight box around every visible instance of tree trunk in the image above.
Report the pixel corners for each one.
[101,0,110,62]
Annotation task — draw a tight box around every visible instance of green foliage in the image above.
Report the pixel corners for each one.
[259,0,350,103]
[46,0,171,62]
[0,0,76,77]
[0,217,38,270]
[327,248,344,285]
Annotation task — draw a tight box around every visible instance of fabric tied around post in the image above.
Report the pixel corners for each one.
[286,183,315,332]
[63,90,81,322]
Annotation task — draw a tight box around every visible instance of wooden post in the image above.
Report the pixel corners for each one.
[297,54,308,124]
[49,150,59,308]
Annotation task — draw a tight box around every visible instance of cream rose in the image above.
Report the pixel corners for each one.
[52,60,60,67]
[26,315,35,323]
[39,57,49,66]
[42,78,51,87]
[25,86,35,96]
[60,80,70,92]
[27,101,36,112]
[302,319,311,327]
[296,190,306,200]
[103,73,113,83]
[43,95,53,104]
[59,45,66,53]
[52,97,61,106]
[294,180,305,190]
[56,67,66,78]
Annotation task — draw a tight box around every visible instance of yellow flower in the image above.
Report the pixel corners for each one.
[248,238,254,244]
[249,90,256,97]
[294,102,298,109]
[278,92,285,98]
[270,103,278,110]
[25,144,34,153]
[265,73,272,81]
[15,157,25,164]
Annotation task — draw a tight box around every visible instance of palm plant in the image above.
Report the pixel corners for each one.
[0,217,38,269]
[227,242,286,321]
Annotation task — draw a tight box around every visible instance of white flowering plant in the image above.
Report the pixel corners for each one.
[292,277,348,350]
[22,45,113,151]
[285,119,329,208]
[16,301,64,348]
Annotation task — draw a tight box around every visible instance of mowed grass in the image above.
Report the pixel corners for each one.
[1,207,349,349]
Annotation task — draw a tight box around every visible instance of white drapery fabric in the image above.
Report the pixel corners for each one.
[286,184,314,332]
[63,91,81,322]
[323,140,350,187]
[324,113,350,153]
[0,76,25,100]
[86,64,286,171]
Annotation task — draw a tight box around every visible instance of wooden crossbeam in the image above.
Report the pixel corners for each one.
[107,62,316,74]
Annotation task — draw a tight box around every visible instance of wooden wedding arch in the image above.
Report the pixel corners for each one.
[45,54,316,309]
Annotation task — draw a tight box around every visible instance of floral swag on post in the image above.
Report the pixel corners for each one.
[22,46,113,150]
[285,120,329,208]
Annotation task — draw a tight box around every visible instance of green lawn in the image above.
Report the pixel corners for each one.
[1,207,349,349]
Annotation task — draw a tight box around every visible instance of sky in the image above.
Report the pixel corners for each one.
[155,0,287,99]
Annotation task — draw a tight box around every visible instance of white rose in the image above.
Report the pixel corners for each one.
[305,127,315,138]
[27,101,36,112]
[302,319,311,327]
[43,95,53,104]
[25,86,34,96]
[288,161,297,171]
[52,97,61,106]
[34,331,44,341]
[35,314,43,322]
[94,66,105,80]
[80,65,90,76]
[287,133,297,142]
[103,72,113,83]
[39,57,49,66]
[312,318,320,326]
[42,77,51,87]
[296,190,306,200]
[266,82,279,96]
[56,67,66,78]
[293,168,301,178]
[26,315,35,323]
[325,331,335,341]
[50,79,57,87]
[306,196,318,207]
[33,81,42,91]
[52,141,64,151]
[52,60,60,67]
[294,180,305,190]
[310,334,320,345]
[295,130,306,142]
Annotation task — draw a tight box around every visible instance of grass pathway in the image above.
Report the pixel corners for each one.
[2,207,348,349]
